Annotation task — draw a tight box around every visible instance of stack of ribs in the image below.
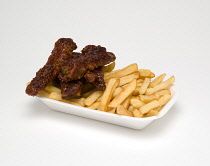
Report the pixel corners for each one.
[25,38,116,99]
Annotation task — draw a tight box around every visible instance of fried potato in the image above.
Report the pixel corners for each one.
[104,63,138,81]
[112,87,123,99]
[139,78,151,95]
[139,94,158,103]
[38,90,49,98]
[146,76,175,95]
[70,98,85,107]
[133,109,143,118]
[144,110,159,117]
[128,105,135,112]
[130,98,145,108]
[137,79,144,83]
[118,72,139,86]
[99,78,119,112]
[102,62,116,72]
[139,69,152,77]
[121,95,132,109]
[116,105,134,117]
[154,89,171,98]
[45,85,61,94]
[140,100,160,114]
[49,92,81,106]
[109,79,137,108]
[149,73,166,88]
[107,108,116,114]
[83,89,97,98]
[87,101,100,110]
[158,94,171,106]
[84,91,103,106]
[133,87,141,96]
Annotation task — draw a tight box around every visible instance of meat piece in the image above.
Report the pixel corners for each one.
[26,38,77,96]
[58,45,116,82]
[84,67,106,90]
[61,79,84,99]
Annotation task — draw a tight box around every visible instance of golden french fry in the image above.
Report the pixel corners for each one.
[133,109,143,118]
[109,79,137,108]
[112,87,123,99]
[107,108,116,114]
[146,76,175,95]
[70,98,85,107]
[96,96,102,102]
[133,87,141,95]
[137,82,143,87]
[144,110,159,117]
[155,106,163,112]
[140,100,160,114]
[83,89,97,98]
[139,94,158,103]
[45,85,61,94]
[84,91,103,106]
[104,63,138,81]
[128,105,135,112]
[118,72,139,86]
[49,92,81,106]
[87,101,100,110]
[38,90,49,98]
[158,94,171,106]
[150,72,155,78]
[99,78,119,112]
[121,95,132,109]
[137,79,144,83]
[116,105,134,117]
[139,78,151,95]
[154,89,171,98]
[149,73,166,88]
[130,98,145,108]
[102,62,116,72]
[139,69,152,77]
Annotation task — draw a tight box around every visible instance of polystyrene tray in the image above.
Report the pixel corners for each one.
[36,85,177,129]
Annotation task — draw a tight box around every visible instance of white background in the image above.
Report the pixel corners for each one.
[1,0,210,165]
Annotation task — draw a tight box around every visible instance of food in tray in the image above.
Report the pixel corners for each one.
[26,38,175,118]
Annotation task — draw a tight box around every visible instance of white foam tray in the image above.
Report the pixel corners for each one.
[36,85,177,129]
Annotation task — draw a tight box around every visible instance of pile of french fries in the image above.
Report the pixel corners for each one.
[36,63,175,118]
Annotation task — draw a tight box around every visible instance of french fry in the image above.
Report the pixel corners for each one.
[116,105,134,117]
[154,89,171,98]
[102,62,116,72]
[45,85,61,94]
[84,91,103,106]
[144,110,159,117]
[83,89,97,98]
[137,79,144,83]
[138,69,152,77]
[158,94,171,106]
[87,101,100,110]
[137,82,143,87]
[140,100,160,114]
[109,79,137,108]
[118,72,139,86]
[139,94,158,103]
[149,73,166,88]
[96,96,102,102]
[128,105,135,112]
[112,87,123,99]
[107,108,116,114]
[99,78,119,112]
[146,76,175,95]
[133,87,141,95]
[121,95,132,109]
[150,72,155,78]
[139,78,151,95]
[49,92,81,106]
[133,109,143,118]
[130,98,145,108]
[70,98,85,107]
[38,90,49,98]
[104,63,138,81]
